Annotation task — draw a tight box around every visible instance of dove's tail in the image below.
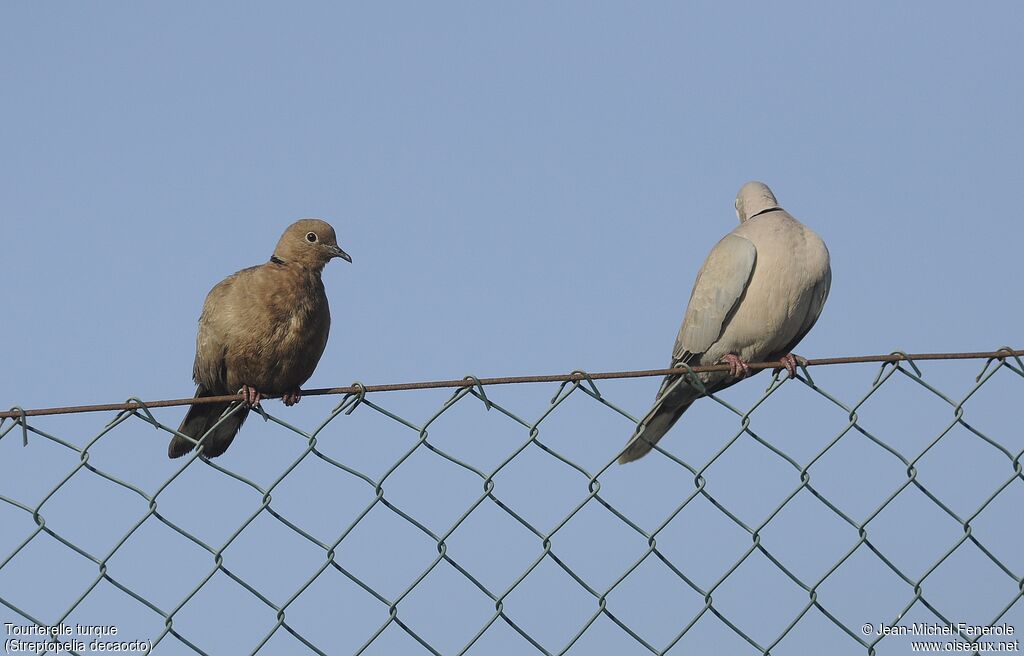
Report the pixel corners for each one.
[618,397,694,464]
[619,368,715,464]
[168,386,249,459]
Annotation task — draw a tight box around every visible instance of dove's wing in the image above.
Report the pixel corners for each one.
[671,232,757,365]
[622,232,755,464]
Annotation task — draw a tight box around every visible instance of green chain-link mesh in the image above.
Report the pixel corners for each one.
[1,351,1022,655]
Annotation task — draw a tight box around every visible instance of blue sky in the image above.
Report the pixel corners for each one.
[2,3,1022,655]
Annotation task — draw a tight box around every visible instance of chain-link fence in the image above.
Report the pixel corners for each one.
[1,350,1022,655]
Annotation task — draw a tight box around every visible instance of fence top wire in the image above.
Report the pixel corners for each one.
[2,348,1021,420]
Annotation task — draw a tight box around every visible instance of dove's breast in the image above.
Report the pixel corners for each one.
[207,265,332,394]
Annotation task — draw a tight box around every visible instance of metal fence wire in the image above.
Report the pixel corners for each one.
[1,349,1022,655]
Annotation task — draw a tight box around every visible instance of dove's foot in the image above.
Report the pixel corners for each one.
[722,353,752,378]
[282,390,302,407]
[241,385,263,406]
[772,353,803,379]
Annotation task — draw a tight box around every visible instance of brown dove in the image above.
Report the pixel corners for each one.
[619,182,831,464]
[168,219,351,458]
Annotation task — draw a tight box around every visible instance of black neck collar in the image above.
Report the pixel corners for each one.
[748,206,781,220]
[270,255,286,265]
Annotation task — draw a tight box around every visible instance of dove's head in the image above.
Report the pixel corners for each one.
[735,181,782,223]
[273,219,352,270]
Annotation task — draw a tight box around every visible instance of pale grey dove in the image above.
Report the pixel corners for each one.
[168,219,351,458]
[619,182,830,464]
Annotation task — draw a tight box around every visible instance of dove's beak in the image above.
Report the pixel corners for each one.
[331,245,352,263]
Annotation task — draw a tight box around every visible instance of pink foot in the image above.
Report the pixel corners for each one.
[241,385,263,406]
[722,353,752,378]
[773,353,800,379]
[282,391,302,407]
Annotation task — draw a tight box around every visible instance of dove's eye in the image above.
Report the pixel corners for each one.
[306,232,318,243]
